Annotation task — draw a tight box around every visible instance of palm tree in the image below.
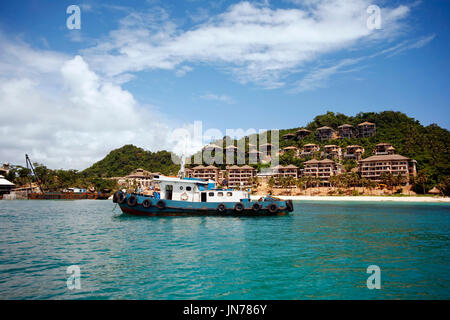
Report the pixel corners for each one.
[360,177,369,194]
[295,178,305,194]
[267,176,275,189]
[304,175,313,195]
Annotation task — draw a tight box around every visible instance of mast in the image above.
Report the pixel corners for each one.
[177,135,188,179]
[177,153,186,179]
[25,154,44,194]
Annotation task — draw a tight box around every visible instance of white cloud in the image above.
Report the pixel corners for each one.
[292,57,363,92]
[384,34,435,57]
[175,65,193,77]
[82,0,412,88]
[199,93,235,104]
[292,34,436,92]
[0,37,178,170]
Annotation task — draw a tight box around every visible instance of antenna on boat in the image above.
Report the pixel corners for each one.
[177,135,188,179]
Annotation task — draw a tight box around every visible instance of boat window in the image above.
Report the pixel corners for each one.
[186,186,192,191]
[217,192,223,197]
[227,192,233,197]
[179,186,184,190]
[208,192,214,197]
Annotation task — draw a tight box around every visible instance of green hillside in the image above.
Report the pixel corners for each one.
[278,111,449,184]
[82,144,181,177]
[79,111,449,193]
[188,111,449,190]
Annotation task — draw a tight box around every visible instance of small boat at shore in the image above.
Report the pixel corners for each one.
[113,175,294,216]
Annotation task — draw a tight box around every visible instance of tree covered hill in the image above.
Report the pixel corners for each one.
[277,111,449,184]
[82,111,449,188]
[82,145,180,177]
[189,110,448,186]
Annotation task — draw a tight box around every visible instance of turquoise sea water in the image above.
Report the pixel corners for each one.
[0,200,448,300]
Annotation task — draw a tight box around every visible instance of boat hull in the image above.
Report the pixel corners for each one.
[116,194,292,217]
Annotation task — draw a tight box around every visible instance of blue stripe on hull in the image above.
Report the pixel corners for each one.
[117,194,290,217]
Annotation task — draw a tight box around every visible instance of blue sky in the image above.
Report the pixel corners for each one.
[0,0,448,169]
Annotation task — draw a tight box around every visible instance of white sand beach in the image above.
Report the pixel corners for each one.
[251,195,450,203]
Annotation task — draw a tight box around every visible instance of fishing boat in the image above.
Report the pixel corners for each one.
[113,174,294,217]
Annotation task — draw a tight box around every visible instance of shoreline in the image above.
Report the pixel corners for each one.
[251,195,450,203]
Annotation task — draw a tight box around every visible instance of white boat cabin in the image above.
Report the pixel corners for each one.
[153,175,249,203]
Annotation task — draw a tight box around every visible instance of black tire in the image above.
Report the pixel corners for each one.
[118,192,126,204]
[267,203,279,214]
[217,203,226,213]
[234,202,244,213]
[252,203,262,212]
[142,199,152,208]
[127,195,137,207]
[286,200,294,212]
[156,200,166,210]
[112,191,120,203]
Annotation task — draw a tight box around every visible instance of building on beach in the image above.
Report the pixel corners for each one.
[0,175,15,197]
[303,159,342,186]
[117,168,155,188]
[358,154,417,183]
[226,165,256,188]
[357,121,376,138]
[338,124,355,139]
[273,165,299,179]
[190,165,220,182]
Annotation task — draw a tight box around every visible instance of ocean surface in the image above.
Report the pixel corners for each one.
[0,200,448,300]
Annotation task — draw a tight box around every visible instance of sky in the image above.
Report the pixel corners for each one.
[0,0,449,170]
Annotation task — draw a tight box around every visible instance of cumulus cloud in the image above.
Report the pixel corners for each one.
[83,0,411,88]
[0,37,177,170]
